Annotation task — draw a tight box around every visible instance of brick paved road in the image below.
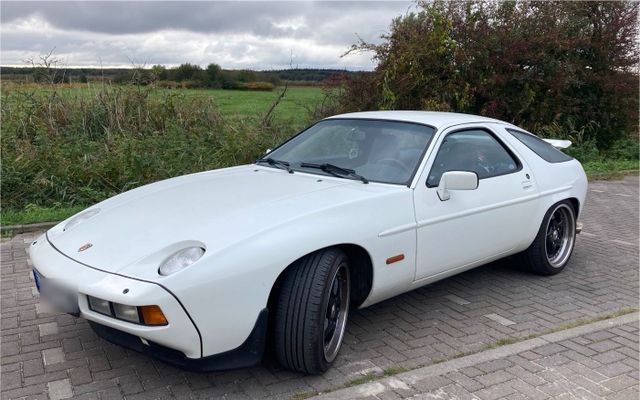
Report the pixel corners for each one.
[318,314,639,400]
[1,177,638,399]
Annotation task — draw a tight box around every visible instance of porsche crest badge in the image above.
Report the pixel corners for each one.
[78,243,93,252]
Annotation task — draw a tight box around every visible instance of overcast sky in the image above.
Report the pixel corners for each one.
[1,1,415,70]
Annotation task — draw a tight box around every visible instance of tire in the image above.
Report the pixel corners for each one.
[520,200,577,275]
[274,248,350,374]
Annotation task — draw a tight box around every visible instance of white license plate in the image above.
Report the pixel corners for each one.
[33,269,80,315]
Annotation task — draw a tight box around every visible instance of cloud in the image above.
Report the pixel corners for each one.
[0,1,415,69]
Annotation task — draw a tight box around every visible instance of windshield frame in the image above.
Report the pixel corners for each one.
[259,117,438,187]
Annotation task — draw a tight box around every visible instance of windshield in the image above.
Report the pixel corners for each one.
[264,119,436,185]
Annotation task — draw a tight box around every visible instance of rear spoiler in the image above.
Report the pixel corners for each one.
[543,139,572,149]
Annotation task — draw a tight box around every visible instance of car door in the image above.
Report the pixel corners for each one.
[412,124,539,281]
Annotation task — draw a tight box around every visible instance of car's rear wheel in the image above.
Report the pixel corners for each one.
[274,248,350,374]
[520,200,577,275]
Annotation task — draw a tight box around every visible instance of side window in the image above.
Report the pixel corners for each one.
[427,129,520,187]
[507,129,573,163]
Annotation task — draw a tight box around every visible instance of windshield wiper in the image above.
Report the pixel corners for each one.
[256,157,294,174]
[300,162,369,184]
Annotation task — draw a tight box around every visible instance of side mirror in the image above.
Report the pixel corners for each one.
[264,148,272,155]
[437,171,478,201]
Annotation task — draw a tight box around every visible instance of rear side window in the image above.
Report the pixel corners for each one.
[507,129,573,163]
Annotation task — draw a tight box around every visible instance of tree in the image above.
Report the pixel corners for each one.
[174,63,202,82]
[338,0,639,147]
[237,70,257,82]
[206,63,222,84]
[151,65,168,81]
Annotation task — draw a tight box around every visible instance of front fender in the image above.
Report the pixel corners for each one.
[162,187,416,357]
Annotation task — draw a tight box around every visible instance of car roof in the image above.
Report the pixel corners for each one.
[325,111,511,130]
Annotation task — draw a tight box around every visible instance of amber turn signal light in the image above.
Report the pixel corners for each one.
[140,305,168,326]
[386,254,405,265]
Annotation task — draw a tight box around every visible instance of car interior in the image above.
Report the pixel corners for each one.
[427,131,519,187]
[275,120,435,184]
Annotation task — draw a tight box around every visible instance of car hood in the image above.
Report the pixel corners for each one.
[47,165,391,276]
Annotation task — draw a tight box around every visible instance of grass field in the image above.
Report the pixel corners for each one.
[582,159,639,180]
[2,83,323,128]
[1,83,326,225]
[181,87,322,126]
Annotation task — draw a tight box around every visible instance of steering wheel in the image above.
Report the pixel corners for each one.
[475,162,492,175]
[376,158,412,174]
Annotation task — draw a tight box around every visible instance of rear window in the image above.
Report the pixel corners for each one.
[507,129,573,163]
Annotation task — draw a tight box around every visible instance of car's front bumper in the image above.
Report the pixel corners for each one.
[88,309,267,372]
[29,234,202,359]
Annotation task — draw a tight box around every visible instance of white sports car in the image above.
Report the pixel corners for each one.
[29,111,587,373]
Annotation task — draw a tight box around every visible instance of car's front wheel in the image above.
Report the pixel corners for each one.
[521,200,577,275]
[274,248,350,374]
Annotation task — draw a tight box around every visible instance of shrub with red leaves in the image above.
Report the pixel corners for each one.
[335,0,638,148]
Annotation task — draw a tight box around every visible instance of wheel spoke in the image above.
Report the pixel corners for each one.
[324,322,333,342]
[322,265,351,363]
[544,205,575,268]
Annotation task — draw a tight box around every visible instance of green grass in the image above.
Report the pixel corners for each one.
[549,307,638,331]
[1,205,84,226]
[3,83,323,128]
[345,372,379,387]
[2,83,320,212]
[383,366,409,376]
[290,393,317,400]
[583,159,639,180]
[2,84,326,226]
[180,87,322,126]
[288,367,408,399]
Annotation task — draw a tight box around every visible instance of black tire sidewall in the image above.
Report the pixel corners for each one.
[273,248,351,374]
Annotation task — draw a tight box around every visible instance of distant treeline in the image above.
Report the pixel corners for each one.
[1,65,362,90]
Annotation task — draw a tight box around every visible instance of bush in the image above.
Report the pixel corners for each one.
[156,80,180,89]
[536,118,639,162]
[606,137,640,161]
[336,1,639,149]
[221,80,241,90]
[239,81,275,91]
[1,85,298,209]
[565,141,601,163]
[180,80,206,89]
